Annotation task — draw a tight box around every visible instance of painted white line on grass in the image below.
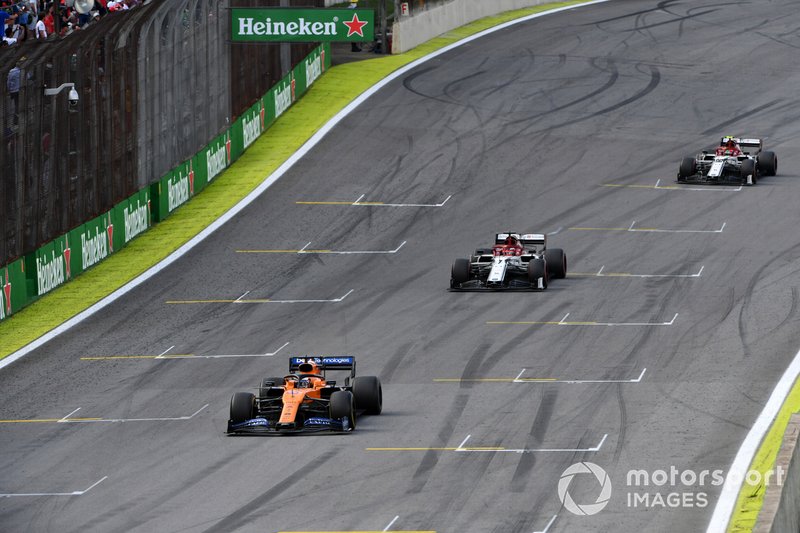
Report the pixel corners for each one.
[0,476,108,498]
[0,0,611,372]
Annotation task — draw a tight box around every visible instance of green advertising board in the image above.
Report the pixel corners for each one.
[231,8,374,43]
[0,258,26,321]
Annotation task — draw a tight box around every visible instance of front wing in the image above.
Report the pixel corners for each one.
[227,416,352,435]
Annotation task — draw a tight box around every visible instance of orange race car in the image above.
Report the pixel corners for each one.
[226,356,382,434]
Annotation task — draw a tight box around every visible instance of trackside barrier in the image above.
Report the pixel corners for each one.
[0,43,330,324]
[754,413,800,532]
[391,0,551,54]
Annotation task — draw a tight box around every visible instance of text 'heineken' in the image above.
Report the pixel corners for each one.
[231,9,373,43]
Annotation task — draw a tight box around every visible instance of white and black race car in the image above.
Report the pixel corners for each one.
[677,136,777,186]
[449,233,567,291]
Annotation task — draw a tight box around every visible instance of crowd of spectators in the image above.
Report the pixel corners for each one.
[0,0,142,46]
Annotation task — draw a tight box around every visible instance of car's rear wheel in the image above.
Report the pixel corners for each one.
[544,248,567,279]
[352,376,382,415]
[741,159,757,186]
[678,157,695,182]
[451,258,471,285]
[230,392,255,423]
[527,258,548,290]
[758,151,777,176]
[329,391,355,429]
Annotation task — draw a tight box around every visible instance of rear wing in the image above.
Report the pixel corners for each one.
[495,233,546,248]
[720,137,762,154]
[289,356,356,378]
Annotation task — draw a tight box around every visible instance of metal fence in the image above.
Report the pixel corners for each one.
[0,0,321,267]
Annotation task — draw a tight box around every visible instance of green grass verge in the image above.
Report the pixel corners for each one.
[0,0,594,356]
[728,377,800,531]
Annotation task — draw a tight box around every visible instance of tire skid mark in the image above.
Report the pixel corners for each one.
[201,448,340,533]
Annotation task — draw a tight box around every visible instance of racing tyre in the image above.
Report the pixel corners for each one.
[230,392,255,423]
[741,159,757,186]
[259,377,284,398]
[527,258,548,290]
[758,151,777,176]
[329,390,356,429]
[352,376,382,415]
[451,258,471,285]
[544,248,567,279]
[678,157,695,182]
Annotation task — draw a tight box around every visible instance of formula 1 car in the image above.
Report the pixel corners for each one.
[677,136,777,186]
[449,232,567,291]
[227,356,382,435]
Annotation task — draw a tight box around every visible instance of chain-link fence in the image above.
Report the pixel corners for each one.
[0,0,321,266]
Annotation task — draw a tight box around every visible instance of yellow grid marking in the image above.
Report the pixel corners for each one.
[0,417,101,423]
[295,201,385,205]
[80,355,194,360]
[433,378,556,382]
[235,249,332,253]
[165,299,271,304]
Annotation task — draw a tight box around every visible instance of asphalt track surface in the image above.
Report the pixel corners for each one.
[4,1,800,532]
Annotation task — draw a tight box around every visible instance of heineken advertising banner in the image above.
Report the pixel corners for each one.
[0,258,25,322]
[232,8,374,43]
[0,44,330,321]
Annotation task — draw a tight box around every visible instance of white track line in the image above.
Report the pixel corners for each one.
[455,433,607,453]
[60,404,208,424]
[628,221,726,233]
[533,515,558,533]
[155,345,175,359]
[344,194,452,207]
[575,265,704,278]
[512,368,647,384]
[297,241,407,254]
[707,344,800,531]
[0,476,108,498]
[0,0,611,371]
[383,515,400,531]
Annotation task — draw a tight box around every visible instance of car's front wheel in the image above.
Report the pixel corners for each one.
[330,391,356,430]
[230,392,255,423]
[528,258,548,290]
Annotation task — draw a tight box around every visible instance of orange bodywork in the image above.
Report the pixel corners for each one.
[278,362,328,424]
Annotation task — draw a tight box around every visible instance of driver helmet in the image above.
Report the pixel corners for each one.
[298,378,311,388]
[723,136,736,148]
[505,235,518,246]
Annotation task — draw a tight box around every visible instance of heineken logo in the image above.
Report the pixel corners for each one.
[81,226,109,271]
[306,55,322,88]
[206,142,227,183]
[168,173,190,212]
[242,112,262,149]
[274,81,292,119]
[37,250,66,296]
[124,200,149,244]
[232,8,374,43]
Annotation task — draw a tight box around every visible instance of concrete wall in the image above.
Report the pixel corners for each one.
[391,0,552,54]
[755,413,800,532]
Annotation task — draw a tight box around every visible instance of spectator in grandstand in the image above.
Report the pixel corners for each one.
[0,4,15,31]
[35,10,45,39]
[3,25,16,45]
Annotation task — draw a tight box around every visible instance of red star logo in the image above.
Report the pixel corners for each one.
[343,13,368,38]
[3,269,11,314]
[188,165,195,195]
[63,236,71,279]
[106,213,114,253]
